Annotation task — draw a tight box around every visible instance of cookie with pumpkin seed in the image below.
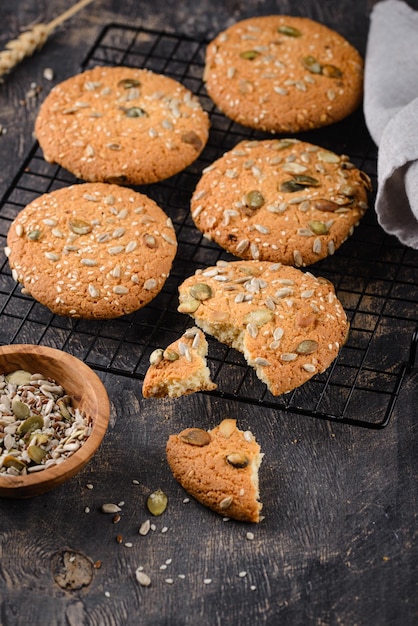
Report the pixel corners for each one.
[34,66,209,185]
[204,15,363,133]
[166,418,263,522]
[142,327,217,398]
[6,182,177,319]
[177,260,349,397]
[191,138,371,267]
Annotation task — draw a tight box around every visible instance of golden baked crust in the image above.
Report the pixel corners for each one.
[191,138,370,266]
[6,182,177,319]
[204,15,364,133]
[178,260,349,396]
[35,66,210,185]
[142,327,216,398]
[166,419,263,522]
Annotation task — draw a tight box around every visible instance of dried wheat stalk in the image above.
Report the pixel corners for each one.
[0,0,95,79]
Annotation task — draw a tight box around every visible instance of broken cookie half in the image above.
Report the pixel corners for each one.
[142,327,216,398]
[166,418,263,523]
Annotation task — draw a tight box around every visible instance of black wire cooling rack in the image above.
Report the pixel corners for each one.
[0,24,417,429]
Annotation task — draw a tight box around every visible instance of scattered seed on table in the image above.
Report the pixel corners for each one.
[238,571,247,578]
[139,520,151,536]
[165,578,174,584]
[101,503,121,514]
[203,578,212,585]
[246,532,255,541]
[135,569,151,587]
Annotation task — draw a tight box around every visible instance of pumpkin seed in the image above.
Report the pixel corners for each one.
[278,25,302,37]
[178,298,201,313]
[163,349,179,362]
[122,106,148,118]
[2,455,26,471]
[180,428,211,447]
[308,220,329,235]
[317,150,340,163]
[28,445,48,464]
[57,399,72,420]
[313,199,339,212]
[5,369,31,385]
[293,174,320,187]
[118,78,140,89]
[244,190,265,209]
[226,453,249,468]
[11,399,30,420]
[322,64,342,78]
[181,131,203,151]
[189,283,213,301]
[271,139,298,151]
[147,489,168,516]
[296,339,319,355]
[239,50,260,60]
[17,414,43,435]
[69,219,92,235]
[27,229,42,241]
[302,55,322,74]
[149,348,164,366]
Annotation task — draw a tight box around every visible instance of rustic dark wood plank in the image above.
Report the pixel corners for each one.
[0,1,417,625]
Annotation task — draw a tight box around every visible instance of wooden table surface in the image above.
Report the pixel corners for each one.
[0,1,417,625]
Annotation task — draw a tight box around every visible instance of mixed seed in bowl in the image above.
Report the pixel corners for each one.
[0,369,91,475]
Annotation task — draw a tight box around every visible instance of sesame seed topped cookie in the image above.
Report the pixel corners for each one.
[191,138,371,267]
[204,15,364,133]
[35,66,210,185]
[6,183,178,319]
[178,260,349,397]
[166,418,263,522]
[142,327,217,398]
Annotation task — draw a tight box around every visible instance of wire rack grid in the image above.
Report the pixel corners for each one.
[0,24,417,429]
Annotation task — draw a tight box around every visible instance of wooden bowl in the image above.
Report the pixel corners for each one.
[0,344,110,498]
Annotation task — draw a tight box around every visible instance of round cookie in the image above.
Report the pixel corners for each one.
[35,66,210,185]
[142,327,216,398]
[6,182,177,319]
[178,260,349,397]
[204,15,364,133]
[166,418,263,523]
[191,138,371,267]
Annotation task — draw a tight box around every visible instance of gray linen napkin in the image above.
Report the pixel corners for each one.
[364,0,418,249]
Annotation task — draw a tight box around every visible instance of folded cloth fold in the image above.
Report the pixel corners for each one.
[364,0,418,249]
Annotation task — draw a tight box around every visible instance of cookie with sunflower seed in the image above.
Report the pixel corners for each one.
[142,327,216,398]
[204,15,363,133]
[35,66,209,185]
[178,260,349,397]
[6,182,177,319]
[191,138,371,267]
[166,418,263,523]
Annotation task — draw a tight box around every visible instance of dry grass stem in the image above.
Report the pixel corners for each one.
[0,0,95,80]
